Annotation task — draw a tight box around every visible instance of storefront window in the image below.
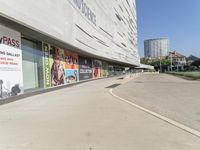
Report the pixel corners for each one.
[22,38,44,91]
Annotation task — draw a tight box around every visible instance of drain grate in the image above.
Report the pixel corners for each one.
[106,84,121,88]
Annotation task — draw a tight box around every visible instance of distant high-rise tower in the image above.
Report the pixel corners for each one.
[144,38,169,58]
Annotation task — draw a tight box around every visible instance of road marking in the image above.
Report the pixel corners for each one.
[109,88,200,138]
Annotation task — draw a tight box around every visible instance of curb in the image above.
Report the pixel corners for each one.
[109,88,200,138]
[0,74,134,106]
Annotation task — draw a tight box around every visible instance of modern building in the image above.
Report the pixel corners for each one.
[0,0,139,100]
[144,38,169,58]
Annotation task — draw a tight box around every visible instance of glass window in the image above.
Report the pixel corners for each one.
[22,38,44,91]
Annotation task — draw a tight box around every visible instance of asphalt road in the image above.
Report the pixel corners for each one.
[0,74,200,150]
[114,73,200,131]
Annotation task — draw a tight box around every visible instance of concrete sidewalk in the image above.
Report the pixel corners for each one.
[0,75,200,150]
[114,73,200,132]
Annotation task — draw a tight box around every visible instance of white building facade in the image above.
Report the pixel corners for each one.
[144,38,169,58]
[0,0,139,99]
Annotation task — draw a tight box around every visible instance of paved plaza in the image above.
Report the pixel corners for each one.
[0,74,200,150]
[114,74,200,131]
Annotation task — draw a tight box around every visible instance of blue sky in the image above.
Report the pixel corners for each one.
[136,0,200,57]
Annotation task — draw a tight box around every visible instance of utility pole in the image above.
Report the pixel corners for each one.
[170,52,173,71]
[159,57,162,72]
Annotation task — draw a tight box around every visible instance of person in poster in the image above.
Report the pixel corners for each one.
[64,50,79,83]
[50,47,65,86]
[93,68,99,78]
[92,60,102,78]
[65,69,78,83]
[64,51,78,70]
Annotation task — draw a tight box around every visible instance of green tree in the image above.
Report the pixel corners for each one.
[150,59,170,72]
[140,59,152,65]
[161,59,171,70]
[191,59,200,67]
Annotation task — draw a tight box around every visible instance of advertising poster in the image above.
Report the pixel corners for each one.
[64,69,78,83]
[43,43,51,88]
[43,43,79,87]
[0,24,23,99]
[79,56,92,81]
[102,61,109,77]
[49,46,65,87]
[92,60,102,79]
[64,50,79,83]
[43,43,65,87]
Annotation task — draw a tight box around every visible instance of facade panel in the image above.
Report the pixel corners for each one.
[0,0,139,100]
[0,0,139,66]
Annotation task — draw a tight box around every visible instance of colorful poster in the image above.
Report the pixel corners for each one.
[0,24,23,99]
[64,50,79,83]
[49,46,65,86]
[79,56,92,81]
[43,43,79,87]
[43,43,65,87]
[64,69,78,83]
[92,60,102,79]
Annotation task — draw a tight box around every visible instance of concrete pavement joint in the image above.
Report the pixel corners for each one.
[109,88,200,138]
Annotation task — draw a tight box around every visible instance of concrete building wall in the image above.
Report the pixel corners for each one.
[0,0,139,66]
[144,38,169,58]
